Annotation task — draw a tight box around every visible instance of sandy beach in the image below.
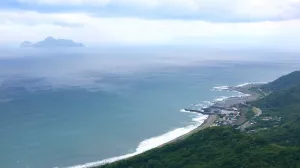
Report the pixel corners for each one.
[96,83,263,168]
[181,115,218,137]
[165,114,218,145]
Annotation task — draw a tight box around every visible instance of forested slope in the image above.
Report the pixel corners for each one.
[100,72,300,168]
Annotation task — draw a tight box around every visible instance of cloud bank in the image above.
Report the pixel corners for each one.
[16,0,300,21]
[0,0,300,47]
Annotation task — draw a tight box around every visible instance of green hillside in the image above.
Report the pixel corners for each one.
[261,71,300,92]
[254,85,300,113]
[101,127,300,168]
[252,85,300,146]
[100,72,300,168]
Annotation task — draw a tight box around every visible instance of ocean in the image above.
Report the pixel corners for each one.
[0,47,299,168]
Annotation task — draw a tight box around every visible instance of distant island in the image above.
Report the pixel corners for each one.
[20,37,85,48]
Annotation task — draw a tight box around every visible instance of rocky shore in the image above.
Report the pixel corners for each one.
[177,83,265,140]
[188,83,264,115]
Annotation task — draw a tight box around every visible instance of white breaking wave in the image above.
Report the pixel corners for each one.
[212,85,229,91]
[203,101,213,105]
[237,93,251,97]
[214,82,267,91]
[213,92,251,103]
[67,114,208,168]
[180,109,204,113]
[212,91,251,104]
[192,115,209,123]
[236,82,267,87]
[213,96,229,102]
[66,81,266,168]
[194,103,205,107]
[135,122,202,152]
[180,109,192,113]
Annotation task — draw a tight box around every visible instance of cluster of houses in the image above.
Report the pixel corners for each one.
[213,107,241,126]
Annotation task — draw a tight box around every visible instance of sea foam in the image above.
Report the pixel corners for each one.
[67,81,265,168]
[236,82,267,87]
[180,109,192,113]
[212,85,229,91]
[213,82,267,91]
[67,114,208,168]
[213,96,229,102]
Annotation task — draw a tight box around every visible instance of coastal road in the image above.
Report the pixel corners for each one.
[239,121,251,131]
[239,107,262,131]
[258,88,267,97]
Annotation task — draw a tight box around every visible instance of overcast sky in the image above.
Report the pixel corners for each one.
[1,0,300,46]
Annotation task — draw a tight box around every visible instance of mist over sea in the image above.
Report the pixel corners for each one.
[0,47,299,168]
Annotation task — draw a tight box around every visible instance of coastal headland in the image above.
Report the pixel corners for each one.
[169,83,265,144]
[99,71,300,168]
[91,83,267,168]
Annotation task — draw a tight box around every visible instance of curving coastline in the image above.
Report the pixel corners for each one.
[67,82,265,168]
[160,83,265,147]
[165,114,218,145]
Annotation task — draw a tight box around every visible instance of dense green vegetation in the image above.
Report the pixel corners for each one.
[261,71,300,92]
[245,108,255,120]
[254,85,300,110]
[101,127,300,168]
[252,85,300,146]
[100,71,300,168]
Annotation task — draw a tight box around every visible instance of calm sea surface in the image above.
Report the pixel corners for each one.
[0,48,299,168]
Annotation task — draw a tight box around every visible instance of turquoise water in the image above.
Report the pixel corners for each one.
[0,48,299,168]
